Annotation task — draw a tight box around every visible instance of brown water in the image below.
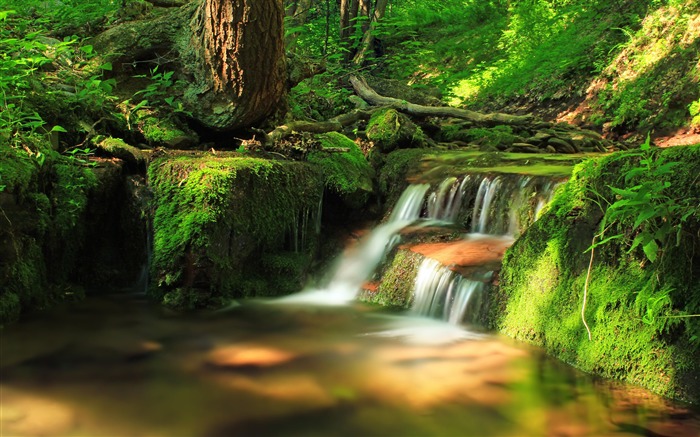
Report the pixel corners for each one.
[1,294,699,437]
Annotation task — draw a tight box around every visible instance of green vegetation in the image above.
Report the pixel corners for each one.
[494,145,700,401]
[308,132,374,208]
[148,155,324,306]
[366,108,426,152]
[361,248,423,309]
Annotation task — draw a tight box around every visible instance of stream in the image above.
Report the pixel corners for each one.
[2,174,699,436]
[2,294,699,436]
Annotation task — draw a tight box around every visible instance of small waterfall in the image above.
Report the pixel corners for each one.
[471,176,503,234]
[286,191,323,253]
[411,258,490,325]
[426,176,470,222]
[277,184,430,305]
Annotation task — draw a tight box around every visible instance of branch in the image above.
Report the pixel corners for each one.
[349,75,534,126]
[260,108,376,146]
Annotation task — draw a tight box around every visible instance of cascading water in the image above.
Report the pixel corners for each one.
[277,184,430,305]
[405,173,561,326]
[411,258,491,325]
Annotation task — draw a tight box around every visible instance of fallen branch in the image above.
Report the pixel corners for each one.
[349,75,534,126]
[258,108,376,146]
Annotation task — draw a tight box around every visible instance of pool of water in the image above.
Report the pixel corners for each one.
[2,294,699,436]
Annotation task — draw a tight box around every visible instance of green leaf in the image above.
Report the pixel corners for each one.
[643,240,659,262]
[633,208,659,228]
[80,45,94,55]
[654,161,679,175]
[100,62,113,71]
[50,125,68,133]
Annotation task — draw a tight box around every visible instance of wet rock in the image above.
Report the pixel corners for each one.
[366,108,427,152]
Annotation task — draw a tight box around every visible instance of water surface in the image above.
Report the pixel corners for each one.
[1,294,698,436]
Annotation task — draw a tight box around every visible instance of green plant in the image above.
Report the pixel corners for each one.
[593,137,694,263]
[690,98,700,127]
[582,138,699,342]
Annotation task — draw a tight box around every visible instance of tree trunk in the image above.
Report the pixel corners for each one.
[352,0,387,65]
[187,0,287,130]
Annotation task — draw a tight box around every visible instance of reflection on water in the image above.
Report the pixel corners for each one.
[1,294,699,437]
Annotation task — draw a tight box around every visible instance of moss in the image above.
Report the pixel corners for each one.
[366,108,426,152]
[0,292,20,325]
[0,142,39,198]
[308,132,374,209]
[148,154,324,305]
[445,125,520,150]
[361,248,423,309]
[139,116,186,144]
[94,136,147,169]
[495,145,700,402]
[377,148,434,206]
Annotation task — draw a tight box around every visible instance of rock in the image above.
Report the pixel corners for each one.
[366,108,427,152]
[510,143,542,153]
[526,131,553,145]
[1,388,77,437]
[548,137,578,154]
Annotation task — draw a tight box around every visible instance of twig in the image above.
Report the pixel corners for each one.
[582,234,596,341]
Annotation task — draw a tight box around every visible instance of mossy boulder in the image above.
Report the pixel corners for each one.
[366,108,427,152]
[148,154,324,308]
[360,248,423,309]
[307,132,374,209]
[493,145,700,402]
[0,139,142,324]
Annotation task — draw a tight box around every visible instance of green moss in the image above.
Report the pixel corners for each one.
[377,148,434,205]
[495,145,700,402]
[95,136,147,168]
[137,113,188,146]
[0,292,20,325]
[449,125,520,149]
[308,132,374,209]
[361,249,423,308]
[0,142,39,197]
[148,154,324,304]
[366,108,426,152]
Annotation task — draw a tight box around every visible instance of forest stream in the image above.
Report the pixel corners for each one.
[2,176,700,437]
[2,292,699,436]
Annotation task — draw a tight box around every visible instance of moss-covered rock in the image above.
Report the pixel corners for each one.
[0,140,97,323]
[307,132,374,209]
[493,145,700,402]
[94,136,148,171]
[135,111,198,148]
[360,248,423,309]
[148,153,324,307]
[366,108,427,152]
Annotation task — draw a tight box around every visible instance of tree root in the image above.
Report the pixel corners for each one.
[349,75,534,126]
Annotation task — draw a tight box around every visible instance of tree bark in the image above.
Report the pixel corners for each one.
[349,75,534,126]
[93,0,287,131]
[187,0,287,129]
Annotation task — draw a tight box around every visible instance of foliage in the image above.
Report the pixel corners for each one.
[590,136,695,264]
[307,132,374,209]
[148,156,324,303]
[496,145,700,402]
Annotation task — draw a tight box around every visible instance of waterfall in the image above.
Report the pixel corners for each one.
[276,184,430,305]
[276,172,560,309]
[411,258,490,325]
